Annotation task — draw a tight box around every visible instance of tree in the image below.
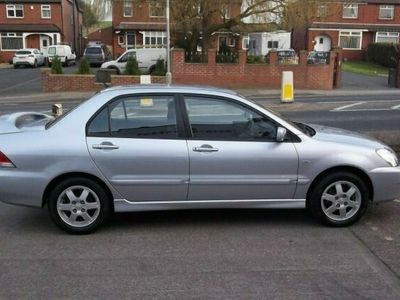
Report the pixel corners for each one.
[171,0,287,54]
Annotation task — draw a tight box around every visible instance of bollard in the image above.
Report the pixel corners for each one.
[140,75,151,84]
[52,103,63,117]
[281,71,294,103]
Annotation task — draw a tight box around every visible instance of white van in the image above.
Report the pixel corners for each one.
[47,45,76,67]
[101,48,166,74]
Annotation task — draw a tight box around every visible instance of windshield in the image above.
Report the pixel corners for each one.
[45,100,85,129]
[85,47,102,54]
[48,47,56,55]
[16,50,32,55]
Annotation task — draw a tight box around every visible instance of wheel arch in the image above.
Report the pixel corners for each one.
[42,172,114,211]
[306,166,374,206]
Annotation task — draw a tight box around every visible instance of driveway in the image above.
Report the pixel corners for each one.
[341,71,389,90]
[0,65,98,96]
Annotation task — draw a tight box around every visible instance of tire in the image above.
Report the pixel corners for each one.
[48,177,112,234]
[33,60,38,68]
[308,172,369,227]
[108,66,120,75]
[64,57,69,67]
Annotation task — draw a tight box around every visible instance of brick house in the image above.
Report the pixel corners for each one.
[111,0,246,58]
[0,0,83,63]
[300,0,400,60]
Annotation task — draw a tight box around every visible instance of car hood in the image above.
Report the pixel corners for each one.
[309,124,386,149]
[0,112,53,134]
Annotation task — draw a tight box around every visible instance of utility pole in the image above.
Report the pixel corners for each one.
[166,0,172,85]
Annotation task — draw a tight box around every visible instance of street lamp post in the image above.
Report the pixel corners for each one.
[166,0,172,84]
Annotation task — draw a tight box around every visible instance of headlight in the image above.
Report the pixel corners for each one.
[376,148,399,167]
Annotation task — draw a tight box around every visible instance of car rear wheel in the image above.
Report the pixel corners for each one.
[308,172,369,226]
[48,177,111,234]
[33,60,38,68]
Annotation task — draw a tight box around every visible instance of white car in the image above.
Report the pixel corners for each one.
[13,48,45,68]
[101,48,166,74]
[47,45,76,67]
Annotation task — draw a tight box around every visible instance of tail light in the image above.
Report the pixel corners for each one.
[0,151,15,168]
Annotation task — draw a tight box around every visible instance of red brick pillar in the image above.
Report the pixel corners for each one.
[171,49,185,82]
[238,50,247,65]
[299,50,308,66]
[208,49,216,65]
[332,46,343,88]
[41,69,50,92]
[269,51,278,64]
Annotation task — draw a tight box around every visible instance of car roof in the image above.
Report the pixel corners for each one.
[100,84,238,96]
[17,48,36,51]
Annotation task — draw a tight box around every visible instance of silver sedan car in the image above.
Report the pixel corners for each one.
[0,86,399,234]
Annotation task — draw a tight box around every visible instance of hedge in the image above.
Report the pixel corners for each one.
[366,43,399,68]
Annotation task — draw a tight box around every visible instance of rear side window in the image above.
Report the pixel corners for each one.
[48,47,56,55]
[87,95,178,139]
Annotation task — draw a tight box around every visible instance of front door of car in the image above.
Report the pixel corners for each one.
[86,94,189,202]
[183,95,299,200]
[117,51,136,73]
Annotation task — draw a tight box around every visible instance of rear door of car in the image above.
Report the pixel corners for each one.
[181,94,299,201]
[86,93,189,202]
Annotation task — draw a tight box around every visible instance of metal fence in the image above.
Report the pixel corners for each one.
[185,51,208,63]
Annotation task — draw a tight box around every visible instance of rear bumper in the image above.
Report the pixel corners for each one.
[369,166,400,203]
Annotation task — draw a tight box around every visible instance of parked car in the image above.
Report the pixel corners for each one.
[308,51,330,64]
[47,45,76,67]
[101,48,167,74]
[0,86,399,234]
[83,44,112,67]
[12,48,46,68]
[276,49,299,64]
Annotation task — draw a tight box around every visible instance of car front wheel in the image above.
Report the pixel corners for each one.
[48,177,111,234]
[308,172,369,226]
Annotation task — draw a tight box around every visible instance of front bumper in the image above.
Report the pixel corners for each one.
[369,166,400,203]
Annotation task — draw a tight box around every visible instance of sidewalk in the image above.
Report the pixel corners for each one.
[1,87,400,104]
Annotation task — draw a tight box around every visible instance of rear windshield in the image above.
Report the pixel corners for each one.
[85,47,102,54]
[16,50,32,55]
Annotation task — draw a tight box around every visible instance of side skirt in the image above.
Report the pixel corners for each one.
[113,199,306,212]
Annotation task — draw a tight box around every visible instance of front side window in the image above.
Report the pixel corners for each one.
[7,4,24,18]
[342,4,358,19]
[149,0,165,17]
[379,5,394,20]
[123,0,133,17]
[41,5,51,19]
[339,31,362,49]
[87,96,178,139]
[184,96,278,141]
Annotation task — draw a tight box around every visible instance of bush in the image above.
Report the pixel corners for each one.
[76,57,91,74]
[247,55,266,64]
[366,43,399,68]
[125,56,140,75]
[51,56,63,74]
[151,58,166,76]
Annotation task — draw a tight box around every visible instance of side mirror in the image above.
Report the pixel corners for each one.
[276,127,287,142]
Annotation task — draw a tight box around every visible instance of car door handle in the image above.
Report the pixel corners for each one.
[92,142,119,150]
[193,145,219,153]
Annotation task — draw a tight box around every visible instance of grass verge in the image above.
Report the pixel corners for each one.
[342,61,389,77]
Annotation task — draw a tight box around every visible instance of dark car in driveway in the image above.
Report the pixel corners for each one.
[307,51,329,64]
[83,44,112,67]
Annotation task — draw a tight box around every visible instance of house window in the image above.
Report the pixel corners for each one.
[376,32,399,43]
[242,35,249,50]
[379,5,394,20]
[143,31,166,47]
[221,4,230,19]
[339,31,362,49]
[0,33,23,50]
[342,4,358,19]
[123,1,132,17]
[118,35,125,45]
[149,1,165,17]
[41,5,51,19]
[6,4,24,18]
[267,41,279,49]
[317,4,328,18]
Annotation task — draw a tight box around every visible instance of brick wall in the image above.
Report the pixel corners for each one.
[172,49,339,90]
[42,70,167,92]
[41,69,103,92]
